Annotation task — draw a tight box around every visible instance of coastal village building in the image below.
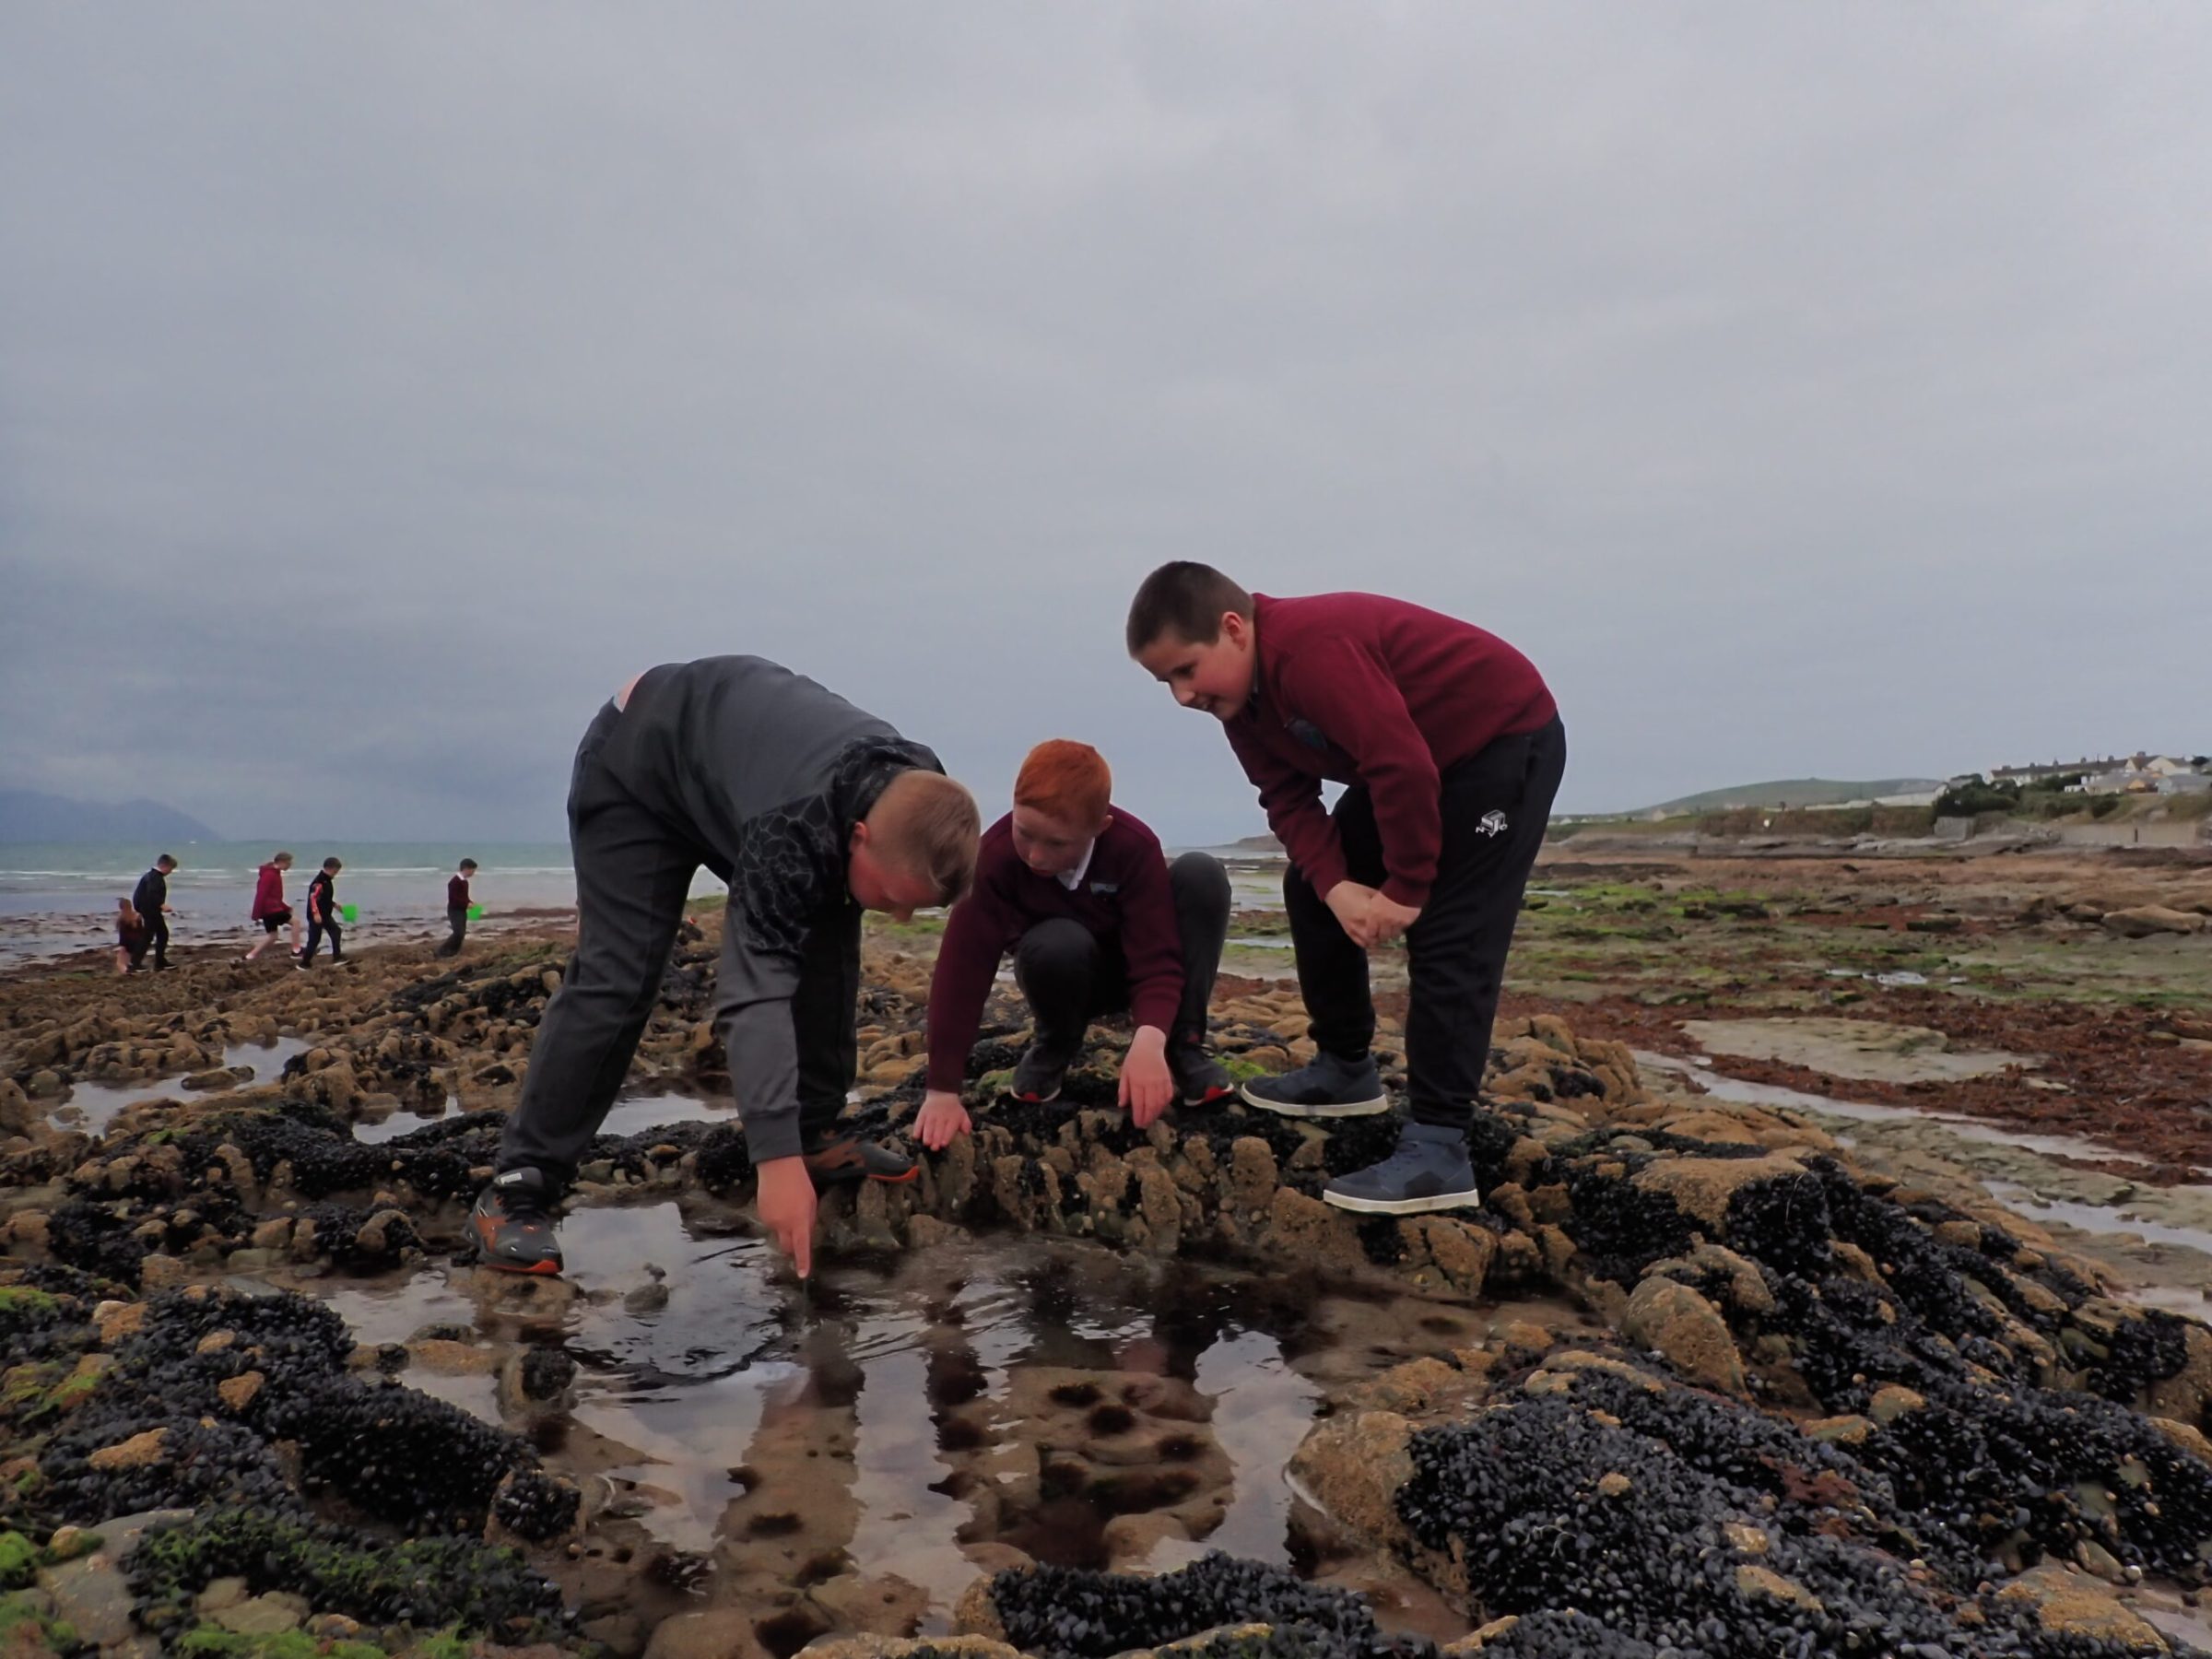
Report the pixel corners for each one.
[1983,753,2209,796]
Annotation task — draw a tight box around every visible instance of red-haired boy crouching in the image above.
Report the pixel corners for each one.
[916,739,1234,1150]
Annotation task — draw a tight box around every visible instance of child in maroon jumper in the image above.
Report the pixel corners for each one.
[435,858,477,958]
[915,740,1233,1152]
[243,852,300,962]
[1128,562,1566,1217]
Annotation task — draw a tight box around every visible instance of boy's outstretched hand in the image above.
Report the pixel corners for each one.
[1119,1026,1174,1128]
[916,1088,971,1151]
[754,1156,818,1277]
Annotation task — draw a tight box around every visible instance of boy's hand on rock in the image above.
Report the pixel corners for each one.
[1324,882,1381,947]
[1366,894,1421,945]
[1119,1027,1174,1128]
[916,1089,971,1151]
[754,1156,818,1278]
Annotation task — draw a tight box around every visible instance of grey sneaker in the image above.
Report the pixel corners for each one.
[1239,1050,1390,1119]
[1322,1122,1480,1216]
[1011,1035,1079,1103]
[1167,1040,1234,1107]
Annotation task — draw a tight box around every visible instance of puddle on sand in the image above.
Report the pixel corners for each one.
[53,1036,313,1135]
[286,1204,1470,1630]
[353,1096,466,1145]
[352,1088,731,1147]
[2138,1589,2212,1652]
[1983,1182,2212,1265]
[1637,1051,2160,1170]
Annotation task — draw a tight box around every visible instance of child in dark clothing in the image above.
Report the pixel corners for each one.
[132,854,177,970]
[299,858,345,968]
[915,740,1233,1152]
[115,900,150,975]
[1128,562,1566,1217]
[435,858,477,958]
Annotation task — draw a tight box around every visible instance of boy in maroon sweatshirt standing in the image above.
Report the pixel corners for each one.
[436,858,477,959]
[1127,563,1565,1216]
[914,739,1233,1152]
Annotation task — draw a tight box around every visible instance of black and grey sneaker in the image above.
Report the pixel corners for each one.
[1321,1122,1480,1215]
[1239,1050,1390,1118]
[470,1167,564,1275]
[1167,1039,1235,1107]
[802,1131,917,1186]
[1010,1036,1079,1104]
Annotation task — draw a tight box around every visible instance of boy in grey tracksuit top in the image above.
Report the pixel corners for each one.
[474,655,978,1277]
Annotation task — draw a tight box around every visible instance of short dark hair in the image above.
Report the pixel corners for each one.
[1125,561,1253,655]
[322,857,343,872]
[459,858,477,872]
[155,853,177,868]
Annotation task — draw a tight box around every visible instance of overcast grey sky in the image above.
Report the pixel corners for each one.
[3,4,2207,844]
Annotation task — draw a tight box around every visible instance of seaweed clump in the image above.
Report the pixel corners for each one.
[992,1553,1430,1659]
[1397,1373,2212,1658]
[28,1288,575,1543]
[124,1509,568,1641]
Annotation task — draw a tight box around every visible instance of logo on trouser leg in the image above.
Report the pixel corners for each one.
[1477,810,1509,838]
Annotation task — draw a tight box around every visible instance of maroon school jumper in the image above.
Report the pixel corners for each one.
[447,874,471,908]
[925,809,1182,1092]
[1225,593,1556,909]
[252,864,287,920]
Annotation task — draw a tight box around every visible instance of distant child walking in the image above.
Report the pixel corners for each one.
[114,899,151,975]
[132,854,177,971]
[299,857,346,968]
[1127,563,1564,1217]
[243,852,300,962]
[435,858,478,958]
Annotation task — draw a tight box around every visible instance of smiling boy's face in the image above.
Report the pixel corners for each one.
[1133,612,1257,723]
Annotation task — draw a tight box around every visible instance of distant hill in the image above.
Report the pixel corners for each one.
[1230,832,1283,853]
[1632,778,1943,816]
[0,788,222,844]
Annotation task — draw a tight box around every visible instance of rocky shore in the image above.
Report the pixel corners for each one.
[2,912,2209,1659]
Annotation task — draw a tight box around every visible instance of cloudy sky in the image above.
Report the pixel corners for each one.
[3,4,2207,844]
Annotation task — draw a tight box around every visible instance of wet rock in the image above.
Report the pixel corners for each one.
[1260,1190,1369,1277]
[988,1553,1398,1659]
[39,1548,139,1646]
[194,1575,249,1614]
[1287,1411,1413,1548]
[641,1606,775,1659]
[1732,1561,1823,1612]
[210,1589,310,1635]
[809,1572,932,1637]
[87,1428,169,1470]
[810,1639,1015,1659]
[181,1068,253,1093]
[1869,1383,1926,1424]
[1994,1562,2171,1650]
[1621,1278,1746,1397]
[1630,1154,1807,1230]
[2104,905,2206,938]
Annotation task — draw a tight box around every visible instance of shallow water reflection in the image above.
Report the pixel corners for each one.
[294,1201,1449,1626]
[53,1036,312,1135]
